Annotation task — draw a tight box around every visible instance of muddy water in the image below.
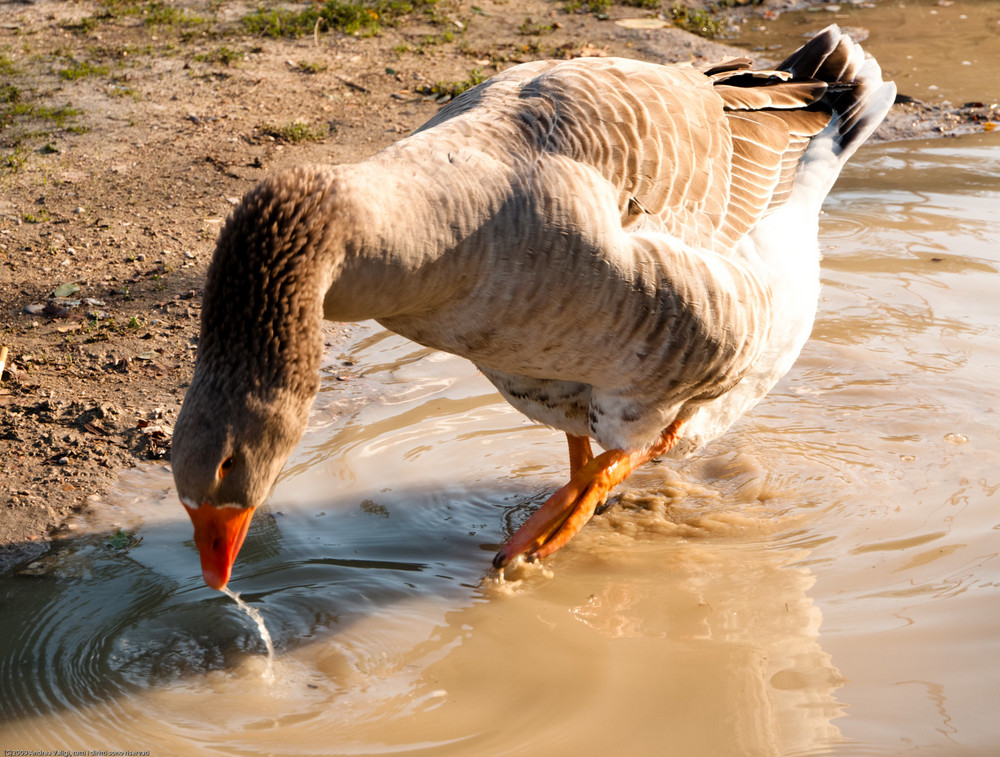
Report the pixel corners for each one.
[735,0,1000,105]
[3,79,1000,757]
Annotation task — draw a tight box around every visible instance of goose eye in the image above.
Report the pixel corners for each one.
[218,456,235,479]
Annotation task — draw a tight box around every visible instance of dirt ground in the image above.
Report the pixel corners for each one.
[1,0,996,572]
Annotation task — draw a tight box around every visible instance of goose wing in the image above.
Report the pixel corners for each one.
[419,56,833,254]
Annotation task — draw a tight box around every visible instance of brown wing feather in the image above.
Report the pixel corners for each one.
[716,106,832,247]
[517,59,837,254]
[419,51,842,255]
[714,80,829,110]
[700,57,753,76]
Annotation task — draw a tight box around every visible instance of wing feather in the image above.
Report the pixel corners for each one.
[441,57,834,255]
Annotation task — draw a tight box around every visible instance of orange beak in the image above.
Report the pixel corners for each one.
[183,503,256,590]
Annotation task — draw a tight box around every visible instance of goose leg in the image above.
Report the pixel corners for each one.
[567,433,594,474]
[494,420,683,568]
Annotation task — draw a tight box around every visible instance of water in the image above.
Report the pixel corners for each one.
[2,47,1000,757]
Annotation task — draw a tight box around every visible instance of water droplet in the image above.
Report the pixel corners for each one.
[944,433,969,445]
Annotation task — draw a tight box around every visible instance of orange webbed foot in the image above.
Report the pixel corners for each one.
[493,421,684,569]
[493,449,629,568]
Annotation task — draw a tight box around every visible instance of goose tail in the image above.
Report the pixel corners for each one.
[781,24,897,202]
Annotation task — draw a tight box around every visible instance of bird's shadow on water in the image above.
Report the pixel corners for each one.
[0,474,548,723]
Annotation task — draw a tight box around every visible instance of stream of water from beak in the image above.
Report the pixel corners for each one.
[222,586,275,682]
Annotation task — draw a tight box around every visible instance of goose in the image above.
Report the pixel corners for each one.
[171,25,895,591]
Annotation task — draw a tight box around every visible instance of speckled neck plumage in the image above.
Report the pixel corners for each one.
[197,167,337,401]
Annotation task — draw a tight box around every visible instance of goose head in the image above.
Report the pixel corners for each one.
[171,378,311,590]
[172,167,333,590]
